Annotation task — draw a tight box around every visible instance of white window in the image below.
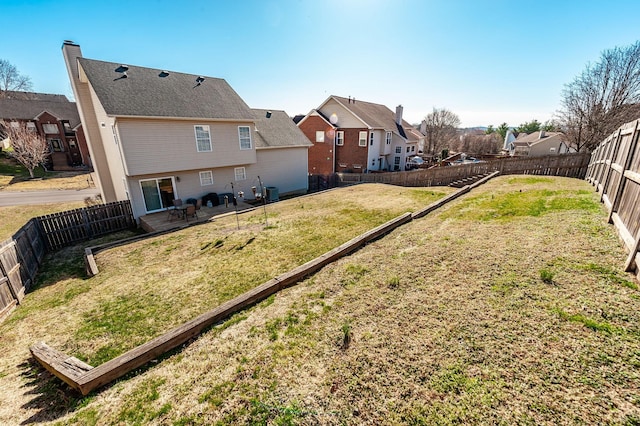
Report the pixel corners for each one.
[394,156,401,165]
[395,146,401,153]
[386,132,392,145]
[315,131,325,143]
[358,131,367,147]
[238,126,252,150]
[234,167,246,181]
[369,132,374,146]
[26,122,36,132]
[411,146,415,152]
[336,131,344,146]
[43,123,58,134]
[195,125,212,152]
[199,171,214,186]
[406,147,411,153]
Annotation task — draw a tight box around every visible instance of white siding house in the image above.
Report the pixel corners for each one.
[62,42,311,220]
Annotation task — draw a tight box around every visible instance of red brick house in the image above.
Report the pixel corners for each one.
[297,95,421,174]
[0,91,91,170]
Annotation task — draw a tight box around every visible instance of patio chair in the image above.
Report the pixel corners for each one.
[167,198,183,221]
[184,204,197,221]
[195,199,202,212]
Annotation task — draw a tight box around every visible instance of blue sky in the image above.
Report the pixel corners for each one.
[3,0,639,127]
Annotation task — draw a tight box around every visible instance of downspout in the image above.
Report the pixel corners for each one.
[333,126,336,174]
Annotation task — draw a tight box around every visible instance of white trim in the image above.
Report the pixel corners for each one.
[234,166,247,181]
[199,170,214,186]
[358,131,367,147]
[336,131,344,146]
[139,176,177,213]
[194,125,212,152]
[238,125,252,150]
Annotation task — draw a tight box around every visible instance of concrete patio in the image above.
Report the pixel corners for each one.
[138,200,256,232]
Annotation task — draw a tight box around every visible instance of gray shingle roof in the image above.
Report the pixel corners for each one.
[78,58,254,120]
[331,96,414,132]
[1,91,69,102]
[252,109,312,149]
[0,97,81,127]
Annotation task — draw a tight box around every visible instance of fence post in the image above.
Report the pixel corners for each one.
[607,120,640,223]
[599,129,623,206]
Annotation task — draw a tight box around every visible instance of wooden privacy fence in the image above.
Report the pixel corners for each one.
[585,118,640,277]
[0,220,45,322]
[336,152,590,187]
[0,200,135,322]
[39,201,136,251]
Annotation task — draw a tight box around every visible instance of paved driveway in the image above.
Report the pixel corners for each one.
[0,189,101,206]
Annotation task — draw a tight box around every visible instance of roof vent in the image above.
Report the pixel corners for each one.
[195,76,205,85]
[115,65,129,73]
[159,71,170,77]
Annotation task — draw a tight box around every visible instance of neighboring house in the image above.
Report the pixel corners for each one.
[0,91,91,170]
[502,129,516,153]
[297,96,420,174]
[509,131,572,156]
[62,41,310,220]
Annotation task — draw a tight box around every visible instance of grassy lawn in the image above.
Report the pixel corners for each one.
[1,177,639,425]
[0,152,94,191]
[0,202,91,241]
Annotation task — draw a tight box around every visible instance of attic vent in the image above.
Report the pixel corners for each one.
[159,71,170,77]
[115,65,129,73]
[195,76,205,84]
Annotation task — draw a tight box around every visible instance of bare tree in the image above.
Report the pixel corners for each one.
[422,108,461,155]
[0,59,33,96]
[451,133,501,155]
[557,41,640,152]
[0,120,50,178]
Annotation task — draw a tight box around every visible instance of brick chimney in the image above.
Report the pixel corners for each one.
[395,105,403,125]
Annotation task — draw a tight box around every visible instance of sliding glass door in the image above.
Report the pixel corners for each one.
[140,177,176,213]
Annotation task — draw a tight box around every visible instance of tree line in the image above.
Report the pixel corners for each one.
[420,40,640,156]
[2,40,640,175]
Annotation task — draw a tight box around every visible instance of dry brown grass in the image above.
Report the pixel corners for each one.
[1,177,639,425]
[0,201,90,241]
[0,171,95,192]
[0,153,95,191]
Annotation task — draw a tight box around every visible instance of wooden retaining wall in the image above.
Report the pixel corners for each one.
[585,118,640,277]
[30,174,499,395]
[0,201,135,321]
